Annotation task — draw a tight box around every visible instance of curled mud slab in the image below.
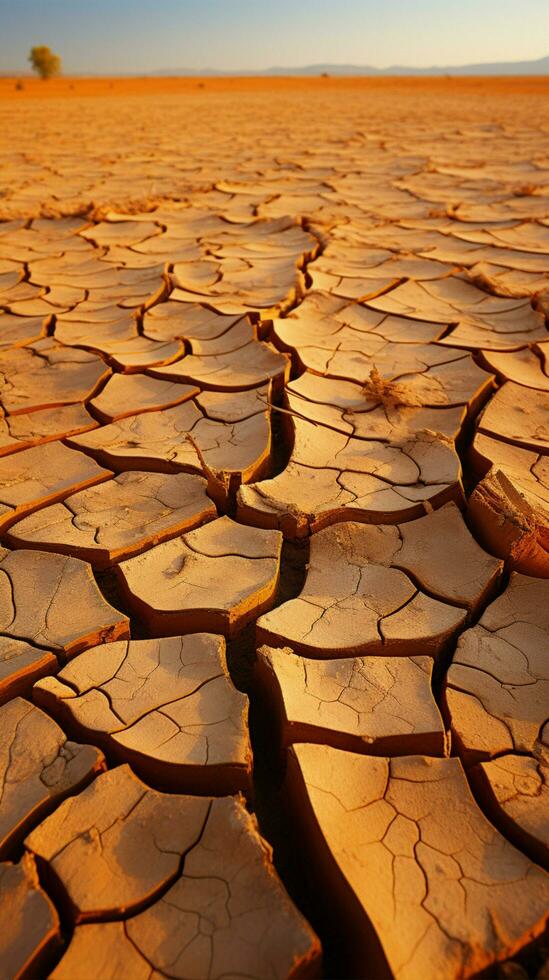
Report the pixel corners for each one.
[256,507,501,658]
[0,441,111,531]
[24,765,214,922]
[256,644,448,757]
[6,471,216,567]
[0,547,129,656]
[0,698,105,858]
[117,516,282,636]
[0,78,548,979]
[0,854,62,979]
[444,573,549,763]
[286,746,549,979]
[33,634,252,795]
[48,792,321,980]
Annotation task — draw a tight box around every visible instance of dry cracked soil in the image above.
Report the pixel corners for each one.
[0,75,548,980]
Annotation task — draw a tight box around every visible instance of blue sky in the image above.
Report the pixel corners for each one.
[1,0,548,73]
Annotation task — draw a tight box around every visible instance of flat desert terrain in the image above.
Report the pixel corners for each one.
[0,78,548,979]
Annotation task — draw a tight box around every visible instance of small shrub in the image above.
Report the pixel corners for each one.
[28,46,61,80]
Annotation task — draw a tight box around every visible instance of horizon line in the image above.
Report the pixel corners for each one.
[3,52,549,77]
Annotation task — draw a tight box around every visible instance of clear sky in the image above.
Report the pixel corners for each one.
[1,0,548,74]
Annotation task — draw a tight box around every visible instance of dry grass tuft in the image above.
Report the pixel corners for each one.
[361,367,424,409]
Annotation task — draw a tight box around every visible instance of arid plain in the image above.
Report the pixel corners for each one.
[0,77,548,979]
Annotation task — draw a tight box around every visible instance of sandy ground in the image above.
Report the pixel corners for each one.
[0,76,548,980]
[2,74,549,97]
[1,75,548,221]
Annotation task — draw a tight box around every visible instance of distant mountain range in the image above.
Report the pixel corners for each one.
[3,53,548,79]
[150,54,549,77]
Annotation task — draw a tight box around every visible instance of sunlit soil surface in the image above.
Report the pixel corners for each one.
[0,77,548,979]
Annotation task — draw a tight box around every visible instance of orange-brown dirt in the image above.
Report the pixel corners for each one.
[0,77,548,979]
[3,75,549,97]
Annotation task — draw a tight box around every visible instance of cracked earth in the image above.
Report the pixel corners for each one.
[0,76,547,979]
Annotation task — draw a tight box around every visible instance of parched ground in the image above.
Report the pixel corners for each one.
[0,77,548,979]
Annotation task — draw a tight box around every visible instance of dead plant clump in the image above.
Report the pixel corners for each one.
[361,367,425,409]
[533,291,549,318]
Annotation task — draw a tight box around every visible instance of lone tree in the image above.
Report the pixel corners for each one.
[28,46,61,80]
